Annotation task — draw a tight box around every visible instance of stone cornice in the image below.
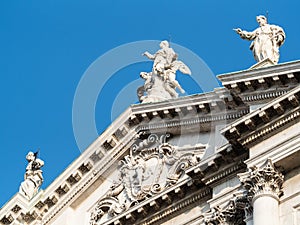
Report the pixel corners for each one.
[217,60,300,105]
[222,85,300,147]
[132,87,245,113]
[136,109,249,134]
[188,152,248,188]
[101,177,211,225]
[246,131,300,172]
[139,188,210,225]
[218,60,300,86]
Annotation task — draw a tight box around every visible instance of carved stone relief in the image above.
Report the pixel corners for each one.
[90,133,206,224]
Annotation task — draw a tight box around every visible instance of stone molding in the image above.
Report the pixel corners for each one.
[241,89,287,103]
[217,60,300,87]
[101,180,211,225]
[217,60,300,106]
[137,109,249,134]
[222,85,300,147]
[238,159,284,202]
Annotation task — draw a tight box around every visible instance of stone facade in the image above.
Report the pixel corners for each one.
[1,60,300,225]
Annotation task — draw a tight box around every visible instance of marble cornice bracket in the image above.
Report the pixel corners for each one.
[217,61,300,105]
[98,175,211,225]
[130,88,248,126]
[217,61,300,89]
[188,147,248,188]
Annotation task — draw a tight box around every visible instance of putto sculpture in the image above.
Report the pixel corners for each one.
[19,151,44,200]
[234,15,285,64]
[138,40,191,103]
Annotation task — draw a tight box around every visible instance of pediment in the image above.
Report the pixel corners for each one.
[0,89,248,225]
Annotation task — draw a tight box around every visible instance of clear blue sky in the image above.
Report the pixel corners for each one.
[1,0,300,208]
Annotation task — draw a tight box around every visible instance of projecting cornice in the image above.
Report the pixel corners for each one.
[222,85,300,148]
[0,89,248,225]
[217,60,300,105]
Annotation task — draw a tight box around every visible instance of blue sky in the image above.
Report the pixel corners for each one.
[1,0,300,207]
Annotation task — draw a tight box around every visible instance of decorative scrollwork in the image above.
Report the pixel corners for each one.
[90,134,206,224]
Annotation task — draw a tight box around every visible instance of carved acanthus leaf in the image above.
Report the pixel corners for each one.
[204,194,249,225]
[238,158,284,201]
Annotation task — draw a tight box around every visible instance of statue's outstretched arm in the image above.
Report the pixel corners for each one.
[234,28,256,40]
[143,51,155,60]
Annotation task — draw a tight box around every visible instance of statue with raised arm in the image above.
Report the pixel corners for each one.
[234,15,285,64]
[138,40,191,103]
[19,151,44,200]
[143,40,178,74]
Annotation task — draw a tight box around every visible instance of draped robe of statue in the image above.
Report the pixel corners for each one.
[19,152,44,200]
[235,15,285,64]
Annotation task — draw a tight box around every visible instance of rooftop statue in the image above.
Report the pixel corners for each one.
[234,15,285,64]
[138,40,191,103]
[19,151,44,200]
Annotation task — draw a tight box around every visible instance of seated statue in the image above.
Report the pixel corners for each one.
[19,151,44,200]
[234,15,285,64]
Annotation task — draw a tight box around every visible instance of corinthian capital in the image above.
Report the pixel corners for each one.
[238,159,284,201]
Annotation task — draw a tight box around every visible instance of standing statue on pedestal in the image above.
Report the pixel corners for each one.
[234,15,285,64]
[138,40,191,103]
[19,151,44,200]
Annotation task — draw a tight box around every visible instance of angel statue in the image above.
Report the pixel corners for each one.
[138,40,191,103]
[234,15,285,64]
[19,151,44,200]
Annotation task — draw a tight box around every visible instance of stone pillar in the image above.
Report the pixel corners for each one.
[238,159,284,225]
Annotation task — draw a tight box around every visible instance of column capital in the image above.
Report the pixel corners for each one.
[238,158,284,201]
[204,197,245,225]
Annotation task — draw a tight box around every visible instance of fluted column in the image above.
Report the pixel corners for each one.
[238,159,284,225]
